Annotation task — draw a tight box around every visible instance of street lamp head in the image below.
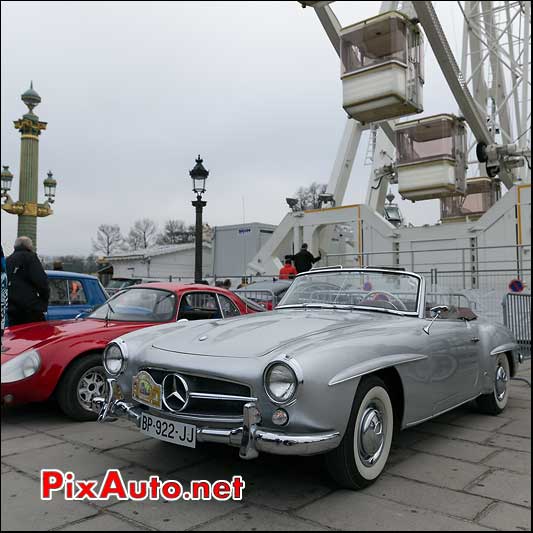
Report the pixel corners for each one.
[318,192,335,207]
[1,165,14,195]
[189,154,209,196]
[286,197,299,211]
[21,81,41,114]
[43,170,57,203]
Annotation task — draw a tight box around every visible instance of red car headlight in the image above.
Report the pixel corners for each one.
[1,350,41,384]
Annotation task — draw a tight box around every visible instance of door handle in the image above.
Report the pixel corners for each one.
[471,337,480,343]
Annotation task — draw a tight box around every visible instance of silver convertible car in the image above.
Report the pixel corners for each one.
[94,268,522,489]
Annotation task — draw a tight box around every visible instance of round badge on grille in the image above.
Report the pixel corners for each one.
[162,374,190,412]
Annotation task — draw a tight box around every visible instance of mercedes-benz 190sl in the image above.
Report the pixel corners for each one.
[93,268,522,489]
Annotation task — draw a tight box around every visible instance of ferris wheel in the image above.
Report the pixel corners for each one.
[299,1,531,220]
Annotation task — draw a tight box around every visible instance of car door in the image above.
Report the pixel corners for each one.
[177,292,223,321]
[47,278,70,320]
[217,294,242,318]
[47,277,91,320]
[67,279,92,318]
[425,316,481,415]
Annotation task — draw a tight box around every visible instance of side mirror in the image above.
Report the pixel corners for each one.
[423,305,449,335]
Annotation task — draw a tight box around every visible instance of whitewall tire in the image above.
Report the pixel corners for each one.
[477,353,511,415]
[325,376,394,489]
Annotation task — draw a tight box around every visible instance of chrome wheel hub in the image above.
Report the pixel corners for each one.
[495,365,508,401]
[78,368,106,409]
[359,406,385,466]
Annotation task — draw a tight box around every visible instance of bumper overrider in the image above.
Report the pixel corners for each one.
[92,379,341,460]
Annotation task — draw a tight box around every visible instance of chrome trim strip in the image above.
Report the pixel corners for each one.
[189,392,258,402]
[141,366,253,393]
[490,343,518,356]
[152,411,244,424]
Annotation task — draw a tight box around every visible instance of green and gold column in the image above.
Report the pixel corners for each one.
[1,83,55,252]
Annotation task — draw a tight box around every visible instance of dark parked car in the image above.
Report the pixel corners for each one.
[234,279,293,310]
[106,277,143,296]
[46,271,108,321]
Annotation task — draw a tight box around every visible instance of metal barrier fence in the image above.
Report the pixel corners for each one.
[325,244,531,325]
[503,293,531,359]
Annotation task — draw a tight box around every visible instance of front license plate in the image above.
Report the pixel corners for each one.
[140,412,196,449]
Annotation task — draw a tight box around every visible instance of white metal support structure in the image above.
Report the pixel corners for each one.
[457,0,531,185]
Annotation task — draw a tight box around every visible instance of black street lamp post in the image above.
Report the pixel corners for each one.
[189,155,209,284]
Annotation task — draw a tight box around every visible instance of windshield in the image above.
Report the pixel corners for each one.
[90,288,177,322]
[277,270,421,314]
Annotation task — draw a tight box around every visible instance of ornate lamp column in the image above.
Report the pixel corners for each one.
[1,82,57,251]
[189,155,209,284]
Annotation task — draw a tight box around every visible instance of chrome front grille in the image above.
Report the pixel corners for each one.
[141,368,255,419]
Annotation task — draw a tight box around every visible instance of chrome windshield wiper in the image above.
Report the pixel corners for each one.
[104,301,116,328]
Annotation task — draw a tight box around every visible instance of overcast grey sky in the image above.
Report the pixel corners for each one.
[1,1,465,256]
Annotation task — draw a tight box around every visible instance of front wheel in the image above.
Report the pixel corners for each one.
[325,376,394,490]
[56,353,106,421]
[476,353,510,415]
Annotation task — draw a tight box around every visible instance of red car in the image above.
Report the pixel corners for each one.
[1,283,258,420]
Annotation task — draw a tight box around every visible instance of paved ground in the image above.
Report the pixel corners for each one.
[1,362,530,531]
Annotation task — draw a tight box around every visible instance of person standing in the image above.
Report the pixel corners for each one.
[279,256,298,280]
[6,236,50,326]
[1,245,7,335]
[292,243,321,274]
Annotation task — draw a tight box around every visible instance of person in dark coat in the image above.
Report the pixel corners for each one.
[292,243,321,273]
[6,236,50,326]
[1,245,7,335]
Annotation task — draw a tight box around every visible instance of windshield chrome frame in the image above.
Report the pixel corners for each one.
[276,268,426,318]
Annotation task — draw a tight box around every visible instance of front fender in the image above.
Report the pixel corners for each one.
[328,353,428,386]
[478,321,519,389]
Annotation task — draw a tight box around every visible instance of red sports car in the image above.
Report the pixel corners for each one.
[1,283,259,420]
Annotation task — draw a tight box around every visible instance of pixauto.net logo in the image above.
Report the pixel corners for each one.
[41,469,245,502]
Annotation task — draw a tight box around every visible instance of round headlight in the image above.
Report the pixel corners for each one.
[103,342,126,376]
[1,350,41,384]
[264,363,298,404]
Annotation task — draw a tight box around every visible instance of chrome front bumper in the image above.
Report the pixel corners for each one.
[92,379,341,460]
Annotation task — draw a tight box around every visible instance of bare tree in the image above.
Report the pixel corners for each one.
[92,224,124,256]
[294,182,328,210]
[156,220,195,245]
[127,218,158,250]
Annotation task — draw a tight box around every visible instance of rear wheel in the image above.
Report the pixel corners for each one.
[477,353,510,415]
[325,376,394,490]
[56,353,106,421]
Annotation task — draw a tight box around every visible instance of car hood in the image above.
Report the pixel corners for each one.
[1,318,150,359]
[152,308,400,358]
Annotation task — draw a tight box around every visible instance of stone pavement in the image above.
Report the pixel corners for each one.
[1,362,530,531]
